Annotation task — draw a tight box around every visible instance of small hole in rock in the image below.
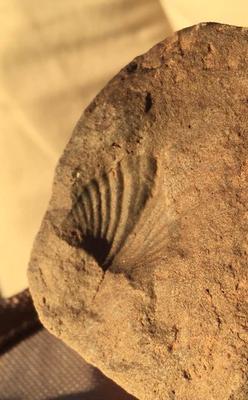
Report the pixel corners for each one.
[145,92,152,113]
[182,370,192,380]
[127,61,138,73]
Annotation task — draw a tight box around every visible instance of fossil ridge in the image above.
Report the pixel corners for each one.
[29,23,248,400]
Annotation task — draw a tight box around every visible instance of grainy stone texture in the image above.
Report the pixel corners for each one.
[28,23,248,400]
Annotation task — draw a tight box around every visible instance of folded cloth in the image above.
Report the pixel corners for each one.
[0,0,171,298]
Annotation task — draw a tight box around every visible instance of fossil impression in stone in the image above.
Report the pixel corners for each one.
[28,23,248,400]
[61,155,158,269]
[61,155,173,274]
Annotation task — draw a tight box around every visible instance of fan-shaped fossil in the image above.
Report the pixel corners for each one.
[61,155,159,269]
[60,154,174,276]
[28,23,248,400]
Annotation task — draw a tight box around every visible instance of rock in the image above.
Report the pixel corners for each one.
[28,23,248,400]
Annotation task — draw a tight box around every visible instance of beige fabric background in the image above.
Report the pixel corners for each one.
[0,0,247,297]
[160,0,248,31]
[0,0,171,297]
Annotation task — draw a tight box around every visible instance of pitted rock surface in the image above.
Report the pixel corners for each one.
[29,23,248,400]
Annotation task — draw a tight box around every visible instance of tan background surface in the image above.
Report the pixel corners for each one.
[0,0,247,297]
[160,0,248,30]
[0,0,171,297]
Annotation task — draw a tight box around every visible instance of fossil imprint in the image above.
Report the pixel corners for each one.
[61,155,172,271]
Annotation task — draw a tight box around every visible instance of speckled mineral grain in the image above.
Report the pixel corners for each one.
[28,23,248,400]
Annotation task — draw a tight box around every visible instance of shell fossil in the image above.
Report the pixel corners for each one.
[61,154,172,272]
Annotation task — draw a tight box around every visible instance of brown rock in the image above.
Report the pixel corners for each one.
[28,23,248,400]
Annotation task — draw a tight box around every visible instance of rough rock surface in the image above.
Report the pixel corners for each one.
[28,23,248,400]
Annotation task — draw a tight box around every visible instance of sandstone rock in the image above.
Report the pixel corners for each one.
[28,23,248,400]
